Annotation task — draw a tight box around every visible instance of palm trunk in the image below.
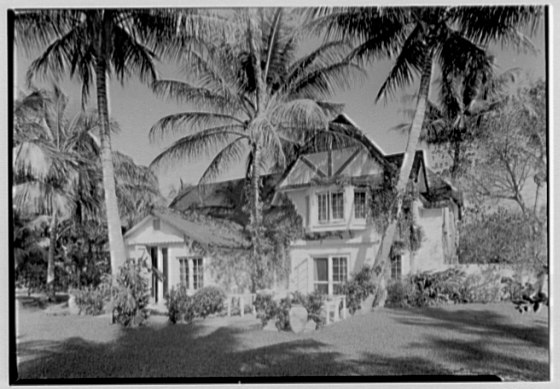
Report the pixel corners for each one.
[95,57,126,284]
[250,143,263,290]
[46,211,57,301]
[369,49,434,308]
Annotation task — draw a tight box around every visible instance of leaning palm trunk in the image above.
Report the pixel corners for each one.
[95,57,127,283]
[369,49,434,308]
[47,211,57,300]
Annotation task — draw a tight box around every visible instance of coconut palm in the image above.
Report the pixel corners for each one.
[394,66,523,180]
[16,9,183,279]
[150,8,362,290]
[307,6,542,306]
[13,86,101,298]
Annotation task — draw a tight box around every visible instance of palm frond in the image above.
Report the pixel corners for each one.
[149,112,245,142]
[376,24,425,102]
[198,137,249,186]
[453,6,542,47]
[150,128,247,170]
[152,79,242,114]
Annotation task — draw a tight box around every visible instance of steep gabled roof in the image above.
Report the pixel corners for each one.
[124,207,250,249]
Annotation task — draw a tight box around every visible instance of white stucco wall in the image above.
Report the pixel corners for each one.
[413,206,446,272]
[124,215,221,301]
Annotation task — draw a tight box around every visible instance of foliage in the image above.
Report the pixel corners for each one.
[191,286,227,318]
[292,291,326,329]
[458,207,545,269]
[386,279,418,308]
[408,268,466,306]
[254,293,279,327]
[112,258,151,327]
[341,266,377,314]
[165,284,195,324]
[254,291,327,331]
[69,276,112,316]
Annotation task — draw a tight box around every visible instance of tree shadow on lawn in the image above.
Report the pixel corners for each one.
[16,319,500,382]
[387,306,549,381]
[390,306,549,348]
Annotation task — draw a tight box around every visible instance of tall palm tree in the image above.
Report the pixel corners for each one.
[307,6,542,306]
[16,9,181,279]
[395,66,522,180]
[150,8,362,290]
[13,86,100,298]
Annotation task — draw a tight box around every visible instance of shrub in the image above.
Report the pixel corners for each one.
[386,279,417,308]
[407,268,465,307]
[166,284,195,324]
[191,286,226,318]
[70,276,111,316]
[254,294,278,326]
[112,258,151,327]
[341,266,376,314]
[275,297,292,331]
[293,291,326,328]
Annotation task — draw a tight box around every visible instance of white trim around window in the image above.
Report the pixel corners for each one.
[316,190,345,224]
[178,256,204,291]
[312,254,349,295]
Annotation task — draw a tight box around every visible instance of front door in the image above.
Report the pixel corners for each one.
[149,246,169,303]
[149,246,158,302]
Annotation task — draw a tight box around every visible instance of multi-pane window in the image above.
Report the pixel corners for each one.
[317,191,344,223]
[317,193,330,222]
[331,192,344,220]
[313,257,329,294]
[179,258,189,287]
[354,190,367,219]
[192,258,203,290]
[178,257,204,290]
[391,255,402,280]
[332,257,348,294]
[313,255,348,295]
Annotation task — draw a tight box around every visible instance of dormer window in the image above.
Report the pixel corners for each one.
[317,191,344,223]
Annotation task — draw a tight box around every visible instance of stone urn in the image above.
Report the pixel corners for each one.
[289,304,308,334]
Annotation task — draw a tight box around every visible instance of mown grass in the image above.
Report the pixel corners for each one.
[15,298,549,382]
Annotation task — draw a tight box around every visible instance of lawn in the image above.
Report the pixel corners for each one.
[15,295,549,382]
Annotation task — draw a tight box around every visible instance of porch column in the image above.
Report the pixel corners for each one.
[157,246,164,303]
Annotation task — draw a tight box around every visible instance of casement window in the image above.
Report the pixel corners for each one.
[317,193,330,222]
[354,189,367,219]
[317,191,344,223]
[192,258,204,290]
[313,255,349,295]
[391,255,402,280]
[178,257,204,290]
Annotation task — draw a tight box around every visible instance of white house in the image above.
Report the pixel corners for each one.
[271,115,462,296]
[128,113,462,301]
[123,208,249,304]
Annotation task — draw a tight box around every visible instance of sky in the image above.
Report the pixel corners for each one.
[14,8,546,198]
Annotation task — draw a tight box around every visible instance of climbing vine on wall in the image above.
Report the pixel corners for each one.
[369,167,424,254]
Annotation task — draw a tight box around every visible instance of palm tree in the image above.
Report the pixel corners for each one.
[13,86,100,298]
[16,9,182,279]
[394,66,522,181]
[150,8,362,290]
[307,6,542,306]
